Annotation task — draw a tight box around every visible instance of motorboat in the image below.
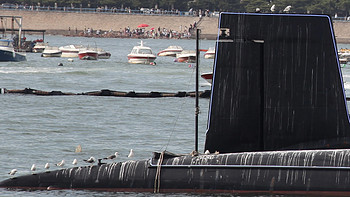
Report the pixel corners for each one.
[96,48,111,59]
[32,42,49,53]
[127,41,156,64]
[203,47,215,59]
[201,72,213,84]
[41,46,62,57]
[175,50,196,63]
[59,45,85,58]
[157,45,183,57]
[0,39,26,62]
[78,48,98,60]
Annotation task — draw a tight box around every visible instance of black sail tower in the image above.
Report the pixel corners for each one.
[205,13,350,153]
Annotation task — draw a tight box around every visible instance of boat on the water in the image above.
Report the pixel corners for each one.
[157,45,183,57]
[41,46,62,57]
[0,39,26,62]
[59,45,85,58]
[96,48,111,59]
[78,48,98,60]
[203,47,215,59]
[33,42,49,53]
[175,50,196,63]
[2,13,350,195]
[127,41,156,64]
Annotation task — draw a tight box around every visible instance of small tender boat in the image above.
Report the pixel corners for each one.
[59,45,85,58]
[0,39,26,62]
[204,47,215,59]
[96,48,111,59]
[201,72,213,84]
[157,45,183,57]
[33,42,49,53]
[127,41,156,64]
[78,48,98,60]
[175,50,196,63]
[42,46,62,57]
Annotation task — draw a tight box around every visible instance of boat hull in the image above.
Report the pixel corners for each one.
[2,149,350,194]
[61,51,79,58]
[0,49,26,62]
[128,56,156,64]
[78,52,98,60]
[157,50,182,57]
[42,52,62,57]
[176,56,196,63]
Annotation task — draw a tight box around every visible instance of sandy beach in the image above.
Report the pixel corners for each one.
[1,10,350,42]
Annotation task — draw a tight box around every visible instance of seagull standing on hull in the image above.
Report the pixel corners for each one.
[8,169,17,175]
[128,149,134,158]
[44,163,50,169]
[104,152,119,160]
[55,160,65,167]
[31,164,36,171]
[83,157,96,164]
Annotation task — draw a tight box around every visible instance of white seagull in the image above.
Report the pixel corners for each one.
[55,160,65,167]
[104,152,119,160]
[204,150,210,155]
[72,159,78,165]
[83,156,96,163]
[31,164,36,171]
[270,4,276,12]
[8,169,17,175]
[128,149,134,158]
[44,163,50,169]
[283,5,291,12]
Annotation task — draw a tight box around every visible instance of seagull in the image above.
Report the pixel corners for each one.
[75,145,82,153]
[204,150,210,155]
[8,169,17,175]
[128,149,134,158]
[44,163,50,169]
[104,152,119,160]
[83,156,96,163]
[55,160,65,167]
[283,5,291,12]
[270,4,275,12]
[31,164,36,171]
[72,159,78,165]
[255,8,261,13]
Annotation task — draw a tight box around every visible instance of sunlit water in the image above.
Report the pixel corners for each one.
[0,35,349,196]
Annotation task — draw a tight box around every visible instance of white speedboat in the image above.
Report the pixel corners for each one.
[204,47,215,59]
[0,39,26,62]
[175,50,196,63]
[78,48,98,60]
[157,45,183,57]
[59,45,85,58]
[127,41,156,64]
[33,42,49,53]
[42,46,62,57]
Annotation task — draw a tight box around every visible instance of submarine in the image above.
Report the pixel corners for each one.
[2,12,350,195]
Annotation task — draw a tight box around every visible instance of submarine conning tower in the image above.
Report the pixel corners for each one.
[205,13,350,153]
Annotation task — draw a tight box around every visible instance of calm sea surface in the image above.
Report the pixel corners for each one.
[0,35,349,196]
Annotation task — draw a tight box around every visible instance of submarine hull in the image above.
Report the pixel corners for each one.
[2,150,350,194]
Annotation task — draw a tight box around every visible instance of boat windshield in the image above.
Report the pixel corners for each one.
[0,40,11,47]
[138,49,152,54]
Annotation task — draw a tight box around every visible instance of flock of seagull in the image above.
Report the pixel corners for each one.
[8,149,135,176]
[255,4,292,13]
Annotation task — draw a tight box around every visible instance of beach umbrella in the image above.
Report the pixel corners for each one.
[137,24,149,28]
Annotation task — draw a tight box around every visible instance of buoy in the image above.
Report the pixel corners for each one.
[58,63,63,66]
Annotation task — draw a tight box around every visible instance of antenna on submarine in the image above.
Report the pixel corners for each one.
[195,28,201,154]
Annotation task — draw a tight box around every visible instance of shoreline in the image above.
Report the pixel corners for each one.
[1,10,349,43]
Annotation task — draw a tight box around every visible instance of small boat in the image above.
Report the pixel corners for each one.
[203,47,215,59]
[32,42,49,53]
[96,48,111,59]
[78,48,98,60]
[175,50,196,63]
[59,45,85,58]
[201,72,213,84]
[127,41,156,64]
[0,39,26,62]
[157,45,183,57]
[42,46,62,57]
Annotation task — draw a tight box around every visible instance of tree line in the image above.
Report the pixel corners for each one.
[1,0,349,16]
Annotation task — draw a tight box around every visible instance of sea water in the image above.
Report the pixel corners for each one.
[0,35,349,196]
